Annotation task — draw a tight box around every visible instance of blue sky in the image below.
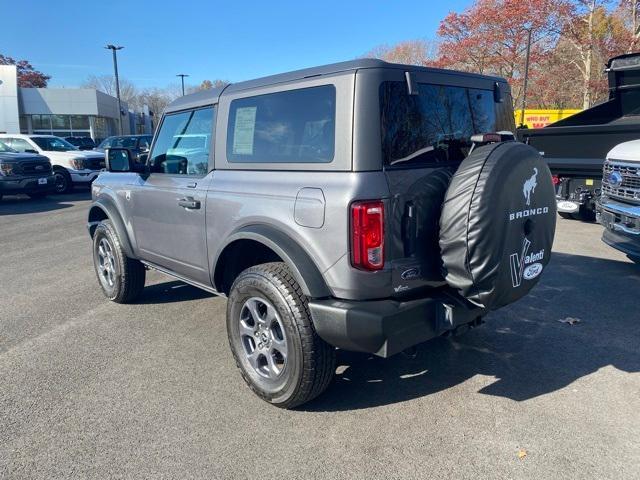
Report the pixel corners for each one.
[3,0,471,89]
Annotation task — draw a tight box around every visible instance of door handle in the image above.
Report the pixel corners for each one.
[186,182,197,188]
[178,197,201,209]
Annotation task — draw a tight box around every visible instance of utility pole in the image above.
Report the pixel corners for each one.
[177,74,189,96]
[105,45,124,135]
[519,27,533,128]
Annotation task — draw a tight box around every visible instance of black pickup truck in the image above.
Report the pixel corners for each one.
[518,53,640,221]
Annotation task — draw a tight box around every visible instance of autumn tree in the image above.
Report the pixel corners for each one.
[433,0,569,109]
[0,54,50,87]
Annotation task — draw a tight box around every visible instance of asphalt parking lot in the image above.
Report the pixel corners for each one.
[1,192,639,479]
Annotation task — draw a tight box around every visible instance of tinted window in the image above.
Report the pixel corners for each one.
[227,85,336,164]
[32,136,77,152]
[98,138,113,149]
[380,82,499,167]
[112,137,138,148]
[149,107,213,175]
[138,136,152,150]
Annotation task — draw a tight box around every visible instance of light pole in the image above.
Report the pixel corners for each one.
[176,74,189,96]
[519,28,533,128]
[105,44,124,135]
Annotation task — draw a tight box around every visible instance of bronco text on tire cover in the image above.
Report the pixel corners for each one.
[439,142,557,311]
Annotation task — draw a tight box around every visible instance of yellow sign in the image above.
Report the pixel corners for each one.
[515,109,581,129]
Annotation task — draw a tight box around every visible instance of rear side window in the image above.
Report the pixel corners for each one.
[380,82,498,167]
[149,107,214,175]
[227,85,336,164]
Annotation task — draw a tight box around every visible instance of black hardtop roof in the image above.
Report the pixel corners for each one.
[165,59,506,113]
[607,52,640,71]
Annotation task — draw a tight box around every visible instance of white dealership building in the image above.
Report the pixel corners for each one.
[0,65,152,142]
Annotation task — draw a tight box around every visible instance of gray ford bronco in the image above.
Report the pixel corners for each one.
[88,59,557,408]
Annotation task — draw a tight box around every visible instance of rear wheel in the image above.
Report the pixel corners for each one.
[92,220,146,303]
[227,262,335,409]
[53,169,72,194]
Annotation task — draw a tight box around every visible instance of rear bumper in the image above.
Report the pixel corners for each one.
[598,198,640,258]
[309,293,484,358]
[0,175,56,195]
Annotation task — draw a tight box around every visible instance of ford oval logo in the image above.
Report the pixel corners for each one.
[401,267,421,280]
[607,171,623,188]
[523,262,543,280]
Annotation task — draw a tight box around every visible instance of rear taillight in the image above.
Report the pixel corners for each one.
[351,200,384,271]
[552,175,561,186]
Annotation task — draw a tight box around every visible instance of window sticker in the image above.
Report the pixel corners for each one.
[232,106,257,155]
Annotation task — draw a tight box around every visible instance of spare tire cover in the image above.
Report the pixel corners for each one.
[439,141,556,311]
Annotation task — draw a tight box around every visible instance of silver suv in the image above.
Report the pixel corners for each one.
[88,60,557,408]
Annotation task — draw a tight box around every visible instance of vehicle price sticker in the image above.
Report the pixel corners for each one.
[232,107,257,155]
[585,179,594,186]
[38,178,47,185]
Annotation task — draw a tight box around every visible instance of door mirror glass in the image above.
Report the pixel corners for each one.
[106,148,132,172]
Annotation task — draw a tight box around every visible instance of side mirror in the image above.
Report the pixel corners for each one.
[138,152,149,164]
[105,148,133,172]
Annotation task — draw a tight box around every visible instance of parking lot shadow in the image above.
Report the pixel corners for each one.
[304,252,640,411]
[135,280,213,304]
[0,191,91,216]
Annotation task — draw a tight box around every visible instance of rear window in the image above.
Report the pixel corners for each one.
[227,85,336,164]
[380,81,499,167]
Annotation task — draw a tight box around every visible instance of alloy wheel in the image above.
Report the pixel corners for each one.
[97,238,117,289]
[238,297,288,380]
[54,172,68,193]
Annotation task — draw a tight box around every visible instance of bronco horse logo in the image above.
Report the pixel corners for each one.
[523,168,538,206]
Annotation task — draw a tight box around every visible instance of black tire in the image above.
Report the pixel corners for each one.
[92,220,145,303]
[28,192,48,199]
[53,168,73,194]
[439,142,557,310]
[227,262,336,409]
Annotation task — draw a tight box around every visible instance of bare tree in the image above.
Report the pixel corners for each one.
[365,39,438,66]
[82,74,138,105]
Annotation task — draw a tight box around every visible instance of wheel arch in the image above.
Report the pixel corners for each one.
[212,225,332,299]
[87,199,135,258]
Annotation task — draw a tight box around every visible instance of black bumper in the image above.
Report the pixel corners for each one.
[308,293,484,358]
[0,175,56,195]
[602,229,640,258]
[599,199,640,259]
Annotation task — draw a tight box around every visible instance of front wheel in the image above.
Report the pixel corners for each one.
[227,262,336,409]
[53,169,72,194]
[92,220,146,303]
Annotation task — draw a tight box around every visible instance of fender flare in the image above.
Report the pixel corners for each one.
[213,224,332,299]
[87,198,135,258]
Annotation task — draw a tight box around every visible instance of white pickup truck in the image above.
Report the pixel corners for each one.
[598,139,640,263]
[0,134,105,193]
